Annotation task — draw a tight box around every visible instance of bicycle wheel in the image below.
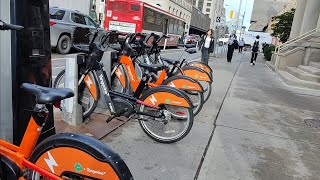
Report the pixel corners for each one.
[111,65,127,93]
[200,81,212,103]
[184,90,204,116]
[137,86,194,143]
[53,70,100,119]
[28,133,133,180]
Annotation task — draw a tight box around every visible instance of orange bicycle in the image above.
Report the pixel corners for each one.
[0,20,133,180]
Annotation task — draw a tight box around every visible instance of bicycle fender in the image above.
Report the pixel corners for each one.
[141,85,192,108]
[180,66,213,82]
[187,61,213,74]
[162,75,204,92]
[83,72,98,100]
[29,133,133,180]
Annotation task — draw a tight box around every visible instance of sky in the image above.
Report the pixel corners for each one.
[224,0,255,31]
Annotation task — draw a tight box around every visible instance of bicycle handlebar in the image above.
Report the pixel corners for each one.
[0,20,24,31]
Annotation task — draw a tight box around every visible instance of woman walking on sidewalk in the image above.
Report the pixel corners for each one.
[199,29,214,65]
[238,38,245,53]
[227,31,237,62]
[250,35,260,66]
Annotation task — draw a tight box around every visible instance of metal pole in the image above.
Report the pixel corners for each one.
[237,0,243,40]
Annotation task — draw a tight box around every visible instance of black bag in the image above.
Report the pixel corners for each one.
[252,41,259,52]
[233,40,239,49]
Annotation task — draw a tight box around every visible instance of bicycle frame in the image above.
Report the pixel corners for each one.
[0,105,64,180]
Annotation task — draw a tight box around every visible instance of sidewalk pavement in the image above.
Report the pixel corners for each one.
[198,52,320,179]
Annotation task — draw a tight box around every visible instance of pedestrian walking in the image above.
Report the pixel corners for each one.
[238,38,245,53]
[250,35,260,66]
[199,29,214,65]
[227,31,237,63]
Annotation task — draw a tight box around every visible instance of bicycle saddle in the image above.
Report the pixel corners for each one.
[139,63,164,72]
[161,57,180,65]
[21,83,74,104]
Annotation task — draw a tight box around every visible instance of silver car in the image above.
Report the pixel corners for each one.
[50,7,103,54]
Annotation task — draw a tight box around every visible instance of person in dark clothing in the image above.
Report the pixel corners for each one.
[199,29,214,65]
[227,32,237,62]
[250,35,260,65]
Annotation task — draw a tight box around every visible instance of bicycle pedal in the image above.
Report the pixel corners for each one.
[106,115,115,123]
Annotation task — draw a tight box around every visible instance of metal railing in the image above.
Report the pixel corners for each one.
[274,28,317,69]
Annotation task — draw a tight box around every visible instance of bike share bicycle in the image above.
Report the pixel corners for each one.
[54,28,194,143]
[132,33,213,103]
[109,32,205,116]
[0,20,133,180]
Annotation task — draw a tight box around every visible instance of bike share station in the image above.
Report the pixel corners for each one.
[0,0,128,145]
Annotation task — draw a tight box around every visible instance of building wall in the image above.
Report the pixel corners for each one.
[0,0,13,141]
[141,0,192,33]
[249,0,292,32]
[193,0,225,29]
[49,0,91,15]
[190,6,210,32]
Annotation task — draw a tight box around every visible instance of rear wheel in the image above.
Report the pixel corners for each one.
[200,81,212,103]
[184,90,204,116]
[28,133,133,180]
[53,70,100,119]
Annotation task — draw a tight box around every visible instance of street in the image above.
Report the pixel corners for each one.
[51,49,320,180]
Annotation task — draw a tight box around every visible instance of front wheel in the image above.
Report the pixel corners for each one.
[137,86,194,143]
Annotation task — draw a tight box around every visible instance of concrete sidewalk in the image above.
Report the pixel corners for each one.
[198,52,320,179]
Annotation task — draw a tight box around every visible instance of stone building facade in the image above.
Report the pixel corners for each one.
[267,0,320,92]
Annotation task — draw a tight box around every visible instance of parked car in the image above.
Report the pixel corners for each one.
[49,7,103,54]
[184,34,201,44]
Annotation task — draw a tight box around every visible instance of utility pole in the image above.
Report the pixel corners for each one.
[236,0,243,40]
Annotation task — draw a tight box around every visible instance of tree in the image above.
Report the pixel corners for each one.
[271,8,295,43]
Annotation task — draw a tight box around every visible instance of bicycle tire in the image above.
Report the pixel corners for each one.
[53,69,100,119]
[28,133,133,180]
[137,86,194,143]
[201,81,212,103]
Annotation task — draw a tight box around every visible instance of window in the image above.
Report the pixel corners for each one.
[168,18,174,34]
[155,13,162,25]
[131,4,140,11]
[145,9,155,23]
[206,8,210,12]
[71,13,85,25]
[174,19,179,34]
[84,16,96,27]
[172,8,175,14]
[176,10,178,15]
[179,12,182,17]
[169,6,171,12]
[109,1,128,12]
[207,3,211,7]
[49,9,65,20]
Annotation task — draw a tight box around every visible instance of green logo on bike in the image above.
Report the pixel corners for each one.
[74,163,83,172]
[182,84,187,88]
[195,74,199,78]
[166,99,171,104]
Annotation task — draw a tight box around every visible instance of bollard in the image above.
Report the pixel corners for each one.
[163,38,167,50]
[61,54,83,125]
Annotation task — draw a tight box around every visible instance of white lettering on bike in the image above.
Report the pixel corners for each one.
[99,74,109,95]
[127,65,135,82]
[86,167,106,175]
[169,82,176,87]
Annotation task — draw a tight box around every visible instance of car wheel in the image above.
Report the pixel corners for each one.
[56,35,71,54]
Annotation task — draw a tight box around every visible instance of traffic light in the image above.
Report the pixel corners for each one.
[229,10,234,18]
